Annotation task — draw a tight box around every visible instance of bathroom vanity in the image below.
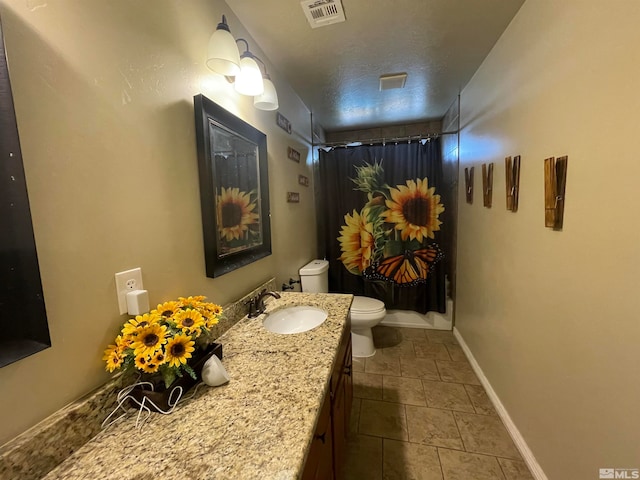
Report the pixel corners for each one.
[302,307,352,479]
[40,292,353,480]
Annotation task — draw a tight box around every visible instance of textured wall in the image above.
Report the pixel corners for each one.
[456,1,640,478]
[0,0,317,446]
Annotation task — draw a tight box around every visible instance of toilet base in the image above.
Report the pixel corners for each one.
[351,328,376,357]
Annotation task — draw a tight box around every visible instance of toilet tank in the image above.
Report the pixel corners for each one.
[299,259,329,293]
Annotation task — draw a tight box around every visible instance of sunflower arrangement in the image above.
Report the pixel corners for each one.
[338,161,445,286]
[103,296,224,388]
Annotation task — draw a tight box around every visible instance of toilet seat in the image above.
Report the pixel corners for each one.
[351,296,385,315]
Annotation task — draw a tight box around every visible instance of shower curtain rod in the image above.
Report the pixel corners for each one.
[313,131,458,149]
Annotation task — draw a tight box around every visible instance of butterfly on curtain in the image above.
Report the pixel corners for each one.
[364,244,443,287]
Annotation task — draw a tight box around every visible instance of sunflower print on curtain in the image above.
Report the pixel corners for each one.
[337,161,444,287]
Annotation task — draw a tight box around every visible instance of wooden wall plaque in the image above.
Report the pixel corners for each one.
[482,163,493,208]
[464,167,474,204]
[505,155,521,212]
[544,156,568,230]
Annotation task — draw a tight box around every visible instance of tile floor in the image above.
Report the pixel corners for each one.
[341,326,534,480]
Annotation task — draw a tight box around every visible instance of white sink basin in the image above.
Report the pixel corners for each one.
[262,306,328,334]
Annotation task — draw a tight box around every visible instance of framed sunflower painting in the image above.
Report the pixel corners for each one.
[194,94,271,277]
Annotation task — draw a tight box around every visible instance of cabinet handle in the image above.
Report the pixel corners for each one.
[314,432,326,444]
[344,365,352,376]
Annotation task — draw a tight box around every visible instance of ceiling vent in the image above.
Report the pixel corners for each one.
[300,0,346,28]
[379,73,408,91]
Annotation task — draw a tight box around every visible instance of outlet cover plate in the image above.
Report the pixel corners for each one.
[115,268,144,315]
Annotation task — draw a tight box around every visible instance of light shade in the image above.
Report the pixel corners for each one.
[206,16,240,76]
[234,55,264,96]
[254,76,279,110]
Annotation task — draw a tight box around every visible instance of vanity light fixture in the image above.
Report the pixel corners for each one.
[253,57,279,111]
[206,15,241,76]
[206,15,279,111]
[233,39,264,96]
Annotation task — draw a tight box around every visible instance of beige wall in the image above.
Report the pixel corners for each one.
[457,1,640,478]
[0,0,318,446]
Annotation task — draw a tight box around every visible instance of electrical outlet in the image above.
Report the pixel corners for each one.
[115,268,144,315]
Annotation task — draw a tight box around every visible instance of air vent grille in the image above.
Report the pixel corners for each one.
[379,73,408,91]
[301,0,346,28]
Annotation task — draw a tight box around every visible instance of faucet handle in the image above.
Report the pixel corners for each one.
[245,298,258,318]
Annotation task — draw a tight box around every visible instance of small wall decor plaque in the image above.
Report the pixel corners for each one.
[464,167,474,204]
[287,146,301,163]
[276,112,292,134]
[482,162,494,208]
[505,155,521,212]
[544,155,568,230]
[298,174,309,187]
[287,192,300,203]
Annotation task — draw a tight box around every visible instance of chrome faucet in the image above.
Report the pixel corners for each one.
[247,290,281,318]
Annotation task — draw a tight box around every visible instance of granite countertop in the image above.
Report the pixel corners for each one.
[43,292,353,480]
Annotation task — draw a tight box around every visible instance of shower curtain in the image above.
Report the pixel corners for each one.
[318,140,447,314]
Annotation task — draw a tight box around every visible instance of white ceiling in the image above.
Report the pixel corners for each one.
[226,0,524,132]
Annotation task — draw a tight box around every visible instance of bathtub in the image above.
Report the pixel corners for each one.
[379,298,454,331]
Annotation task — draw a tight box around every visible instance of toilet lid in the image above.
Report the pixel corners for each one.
[351,296,385,314]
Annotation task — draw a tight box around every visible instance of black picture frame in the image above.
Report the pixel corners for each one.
[193,94,271,277]
[0,15,51,367]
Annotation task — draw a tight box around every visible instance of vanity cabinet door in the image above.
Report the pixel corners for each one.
[331,330,353,478]
[304,325,353,480]
[343,339,353,432]
[331,376,347,477]
[302,391,334,480]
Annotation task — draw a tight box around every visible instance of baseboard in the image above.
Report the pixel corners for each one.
[453,327,548,480]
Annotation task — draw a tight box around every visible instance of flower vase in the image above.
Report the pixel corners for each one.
[128,342,222,413]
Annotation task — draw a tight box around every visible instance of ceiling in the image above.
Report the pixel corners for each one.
[226,0,524,133]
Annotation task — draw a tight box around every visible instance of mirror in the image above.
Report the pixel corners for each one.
[0,15,51,367]
[193,94,271,277]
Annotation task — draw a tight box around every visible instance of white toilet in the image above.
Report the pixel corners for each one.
[299,259,386,357]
